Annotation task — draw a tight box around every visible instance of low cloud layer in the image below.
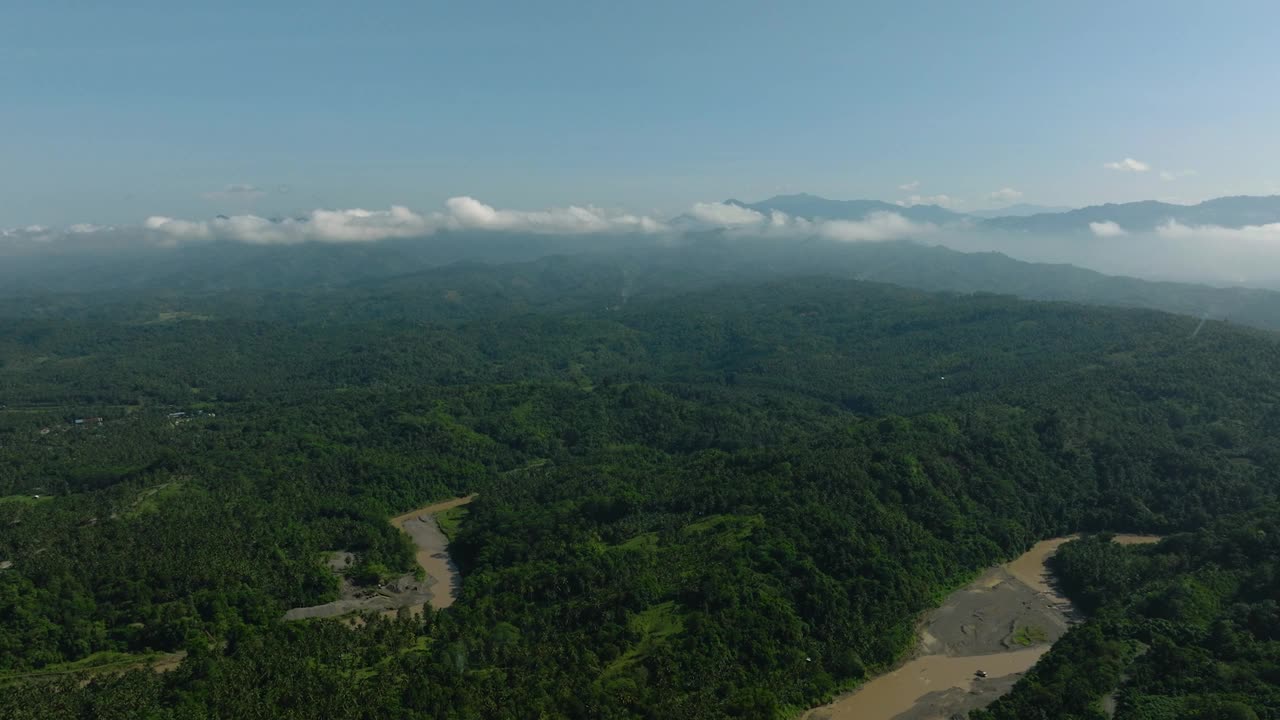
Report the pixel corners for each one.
[822,213,929,242]
[897,194,958,209]
[9,196,1280,290]
[145,206,436,245]
[937,219,1280,288]
[688,202,932,243]
[1156,220,1280,246]
[689,202,767,227]
[137,198,669,245]
[7,197,937,250]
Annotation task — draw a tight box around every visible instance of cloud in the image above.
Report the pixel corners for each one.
[989,187,1024,204]
[1159,169,1197,181]
[68,223,111,234]
[144,216,217,241]
[1103,158,1151,172]
[819,212,930,242]
[201,183,268,201]
[687,202,929,243]
[1155,220,1280,245]
[897,194,958,209]
[6,193,932,252]
[0,225,58,243]
[1089,221,1128,237]
[898,180,920,192]
[445,197,666,234]
[688,202,766,226]
[141,197,667,245]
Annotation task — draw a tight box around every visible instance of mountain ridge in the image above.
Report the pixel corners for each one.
[727,192,1280,231]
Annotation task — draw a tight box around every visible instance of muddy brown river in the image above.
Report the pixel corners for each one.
[388,494,476,611]
[284,494,476,620]
[802,534,1160,720]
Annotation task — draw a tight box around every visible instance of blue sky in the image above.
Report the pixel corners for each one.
[3,0,1279,226]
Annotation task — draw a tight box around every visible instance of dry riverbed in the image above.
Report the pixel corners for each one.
[284,494,476,621]
[802,534,1160,720]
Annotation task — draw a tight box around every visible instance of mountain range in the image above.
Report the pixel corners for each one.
[728,192,1280,232]
[966,204,1075,218]
[726,193,967,225]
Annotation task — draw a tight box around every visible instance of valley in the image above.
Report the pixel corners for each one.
[804,535,1159,720]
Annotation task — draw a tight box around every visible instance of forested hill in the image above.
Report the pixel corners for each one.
[4,235,1280,333]
[2,269,1279,718]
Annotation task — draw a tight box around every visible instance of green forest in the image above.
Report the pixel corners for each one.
[2,265,1279,718]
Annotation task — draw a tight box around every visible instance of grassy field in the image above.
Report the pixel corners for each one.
[435,505,470,541]
[0,650,181,683]
[601,601,686,680]
[0,494,52,506]
[1012,625,1048,646]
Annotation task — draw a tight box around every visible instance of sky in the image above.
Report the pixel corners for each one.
[3,0,1280,227]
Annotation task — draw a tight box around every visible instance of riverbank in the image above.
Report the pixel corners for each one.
[389,494,476,611]
[284,494,476,620]
[802,534,1160,720]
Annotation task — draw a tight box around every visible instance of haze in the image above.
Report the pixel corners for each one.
[5,2,1280,292]
[8,5,1280,720]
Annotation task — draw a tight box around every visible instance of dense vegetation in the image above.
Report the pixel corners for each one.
[973,514,1280,720]
[1,264,1278,718]
[4,237,1280,332]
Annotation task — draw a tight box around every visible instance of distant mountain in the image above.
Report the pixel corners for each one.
[719,193,1280,233]
[624,237,1280,332]
[982,195,1280,233]
[969,204,1074,219]
[733,193,967,225]
[0,232,645,297]
[9,231,1280,334]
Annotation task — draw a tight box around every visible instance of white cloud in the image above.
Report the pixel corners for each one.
[142,198,667,245]
[445,196,666,234]
[0,225,58,243]
[68,223,110,234]
[687,202,929,243]
[1159,169,1197,181]
[688,201,766,226]
[144,216,217,241]
[896,194,958,209]
[1103,158,1151,172]
[989,187,1024,204]
[201,183,268,201]
[898,180,920,192]
[141,197,928,247]
[819,212,930,242]
[1089,221,1128,237]
[1155,220,1280,245]
[8,194,928,250]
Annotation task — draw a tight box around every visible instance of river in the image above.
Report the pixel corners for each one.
[388,494,476,611]
[284,494,476,620]
[801,534,1160,720]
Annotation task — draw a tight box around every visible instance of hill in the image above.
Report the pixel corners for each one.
[982,194,1280,233]
[2,267,1280,718]
[5,232,1280,334]
[968,203,1075,218]
[732,192,966,225]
